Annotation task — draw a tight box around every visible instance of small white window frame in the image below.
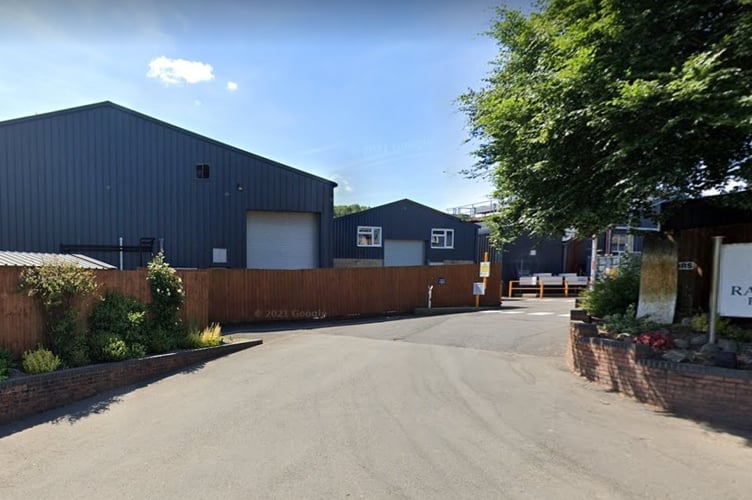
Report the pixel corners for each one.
[357,226,382,247]
[431,228,454,249]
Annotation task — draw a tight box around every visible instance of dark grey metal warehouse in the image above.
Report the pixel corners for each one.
[0,101,335,269]
[333,199,478,267]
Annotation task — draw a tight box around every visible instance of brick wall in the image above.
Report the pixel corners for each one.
[568,322,752,430]
[0,340,261,426]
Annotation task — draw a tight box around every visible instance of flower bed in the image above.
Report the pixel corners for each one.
[0,340,261,426]
[567,320,752,431]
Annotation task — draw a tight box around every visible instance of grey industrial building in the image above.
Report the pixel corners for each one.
[0,101,335,270]
[333,199,478,267]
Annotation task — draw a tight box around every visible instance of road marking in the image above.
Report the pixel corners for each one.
[500,310,525,314]
[558,313,570,317]
[528,312,555,316]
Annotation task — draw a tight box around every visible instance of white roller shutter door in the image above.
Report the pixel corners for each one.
[246,211,319,269]
[384,240,424,267]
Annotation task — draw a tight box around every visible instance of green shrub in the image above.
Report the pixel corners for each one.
[49,310,89,367]
[22,346,62,374]
[0,347,16,382]
[89,333,131,362]
[181,323,223,349]
[689,313,731,334]
[146,252,185,351]
[89,291,148,346]
[602,304,658,335]
[18,261,96,367]
[580,253,641,318]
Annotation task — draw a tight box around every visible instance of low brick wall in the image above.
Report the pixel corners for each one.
[567,322,752,430]
[0,340,261,426]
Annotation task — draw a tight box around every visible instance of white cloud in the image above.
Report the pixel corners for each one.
[146,56,214,85]
[331,174,353,193]
[226,81,238,91]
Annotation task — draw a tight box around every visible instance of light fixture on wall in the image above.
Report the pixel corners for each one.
[236,183,244,192]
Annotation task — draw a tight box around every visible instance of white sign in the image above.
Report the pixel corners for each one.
[473,282,486,295]
[718,243,752,317]
[479,261,490,278]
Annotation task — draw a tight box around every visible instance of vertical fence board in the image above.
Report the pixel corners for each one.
[1,264,500,355]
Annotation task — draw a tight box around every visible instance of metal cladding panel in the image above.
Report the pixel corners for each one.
[332,199,477,262]
[501,234,565,283]
[0,102,334,269]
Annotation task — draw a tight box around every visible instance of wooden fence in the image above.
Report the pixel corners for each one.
[0,264,500,355]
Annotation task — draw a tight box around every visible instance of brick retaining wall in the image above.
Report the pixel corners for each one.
[567,322,752,430]
[0,340,261,426]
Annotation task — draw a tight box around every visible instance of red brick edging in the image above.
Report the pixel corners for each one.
[0,340,261,426]
[567,322,752,430]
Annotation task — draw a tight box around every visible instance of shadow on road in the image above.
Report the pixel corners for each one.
[0,363,210,439]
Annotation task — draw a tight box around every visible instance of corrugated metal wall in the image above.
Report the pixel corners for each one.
[333,200,478,263]
[0,102,335,269]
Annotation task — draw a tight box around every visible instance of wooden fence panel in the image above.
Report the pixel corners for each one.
[1,264,500,355]
[207,264,501,323]
[0,268,44,355]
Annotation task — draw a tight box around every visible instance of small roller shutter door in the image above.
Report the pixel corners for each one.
[246,211,319,269]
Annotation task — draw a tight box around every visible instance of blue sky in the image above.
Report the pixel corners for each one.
[0,0,533,212]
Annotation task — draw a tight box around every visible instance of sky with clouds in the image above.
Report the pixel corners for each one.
[0,0,534,212]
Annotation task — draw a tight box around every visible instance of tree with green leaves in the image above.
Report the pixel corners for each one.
[459,0,752,240]
[334,204,370,217]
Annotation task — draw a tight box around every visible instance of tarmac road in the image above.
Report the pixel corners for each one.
[1,298,751,499]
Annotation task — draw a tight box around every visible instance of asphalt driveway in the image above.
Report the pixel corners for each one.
[1,298,751,499]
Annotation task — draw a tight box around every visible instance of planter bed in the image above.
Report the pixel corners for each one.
[0,339,261,426]
[567,321,752,430]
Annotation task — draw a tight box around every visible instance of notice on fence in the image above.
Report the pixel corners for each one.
[718,243,752,318]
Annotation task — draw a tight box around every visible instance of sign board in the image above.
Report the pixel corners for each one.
[718,243,752,318]
[473,282,486,295]
[479,261,490,278]
[678,261,696,271]
[437,277,446,285]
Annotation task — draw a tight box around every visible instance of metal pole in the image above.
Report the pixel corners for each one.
[590,236,598,284]
[708,236,724,344]
[427,285,433,309]
[118,236,124,271]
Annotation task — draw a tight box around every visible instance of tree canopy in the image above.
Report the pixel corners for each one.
[334,204,370,217]
[459,0,752,239]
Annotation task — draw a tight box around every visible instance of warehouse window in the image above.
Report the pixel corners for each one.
[196,164,210,179]
[357,226,382,247]
[431,228,454,249]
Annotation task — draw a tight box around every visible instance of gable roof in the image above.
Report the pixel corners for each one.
[0,101,336,187]
[336,198,475,225]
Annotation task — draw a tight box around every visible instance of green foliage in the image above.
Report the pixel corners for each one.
[146,252,185,352]
[18,261,96,366]
[89,291,148,347]
[580,254,641,318]
[0,347,16,382]
[181,323,223,349]
[18,261,97,311]
[689,313,752,342]
[459,1,752,240]
[89,334,131,362]
[22,346,62,374]
[334,204,370,217]
[602,304,657,335]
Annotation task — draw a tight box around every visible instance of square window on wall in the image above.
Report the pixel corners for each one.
[196,164,210,179]
[431,228,454,249]
[357,226,382,247]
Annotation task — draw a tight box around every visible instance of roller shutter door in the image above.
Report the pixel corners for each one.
[246,211,319,269]
[384,240,424,267]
